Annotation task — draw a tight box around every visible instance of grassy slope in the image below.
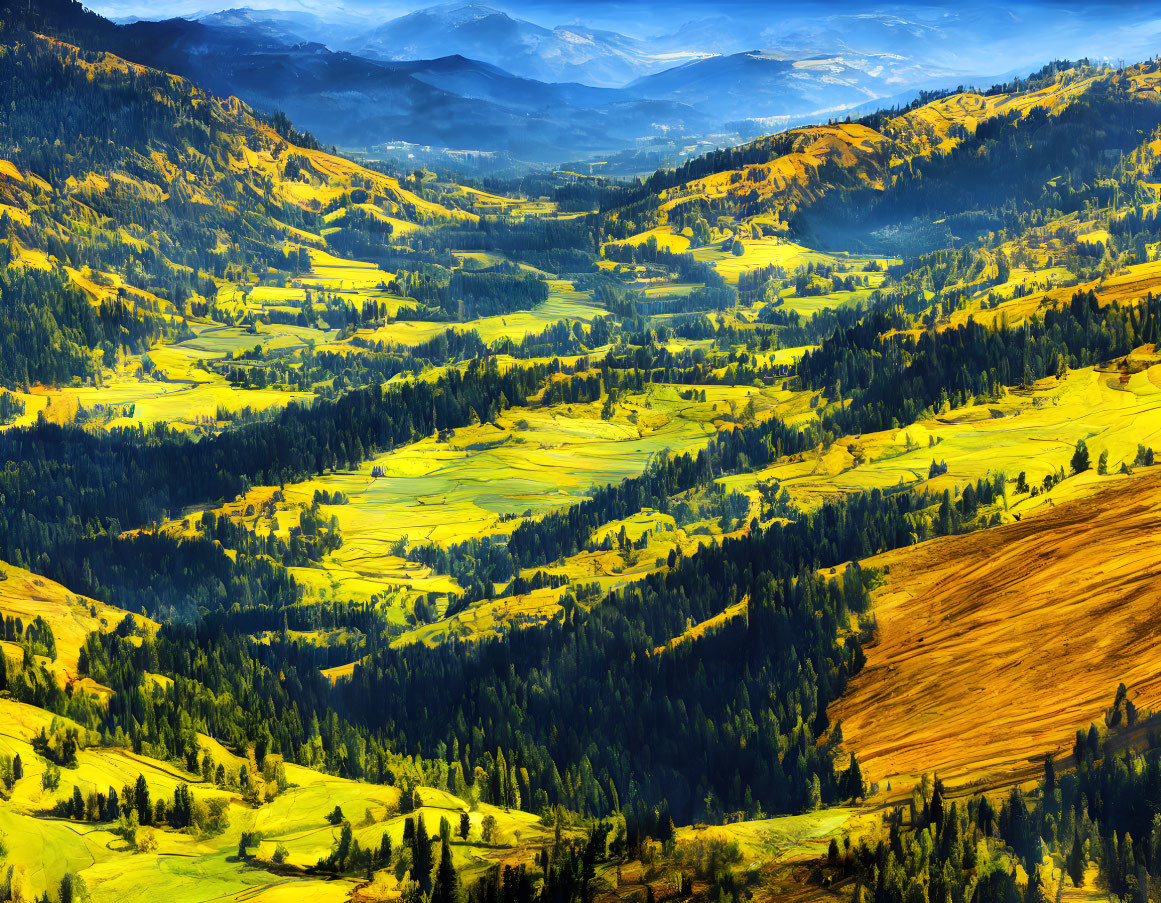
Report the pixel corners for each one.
[720,357,1161,514]
[832,466,1161,796]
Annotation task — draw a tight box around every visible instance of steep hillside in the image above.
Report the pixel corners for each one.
[832,466,1161,794]
[0,25,470,384]
[598,61,1161,251]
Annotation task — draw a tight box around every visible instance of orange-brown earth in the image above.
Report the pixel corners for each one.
[832,466,1161,794]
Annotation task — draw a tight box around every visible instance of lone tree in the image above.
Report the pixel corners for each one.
[1066,829,1086,887]
[432,834,459,903]
[459,811,471,841]
[1072,438,1090,473]
[929,777,946,835]
[844,752,864,801]
[413,815,434,894]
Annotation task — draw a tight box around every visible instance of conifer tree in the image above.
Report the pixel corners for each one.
[1067,829,1087,887]
[413,814,434,893]
[432,834,458,903]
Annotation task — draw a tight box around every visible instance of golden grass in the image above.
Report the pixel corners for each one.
[604,226,692,254]
[722,361,1161,516]
[661,124,887,220]
[353,283,606,349]
[832,467,1161,795]
[0,560,143,677]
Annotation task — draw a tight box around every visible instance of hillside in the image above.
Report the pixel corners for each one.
[596,60,1161,252]
[832,466,1161,793]
[0,24,474,388]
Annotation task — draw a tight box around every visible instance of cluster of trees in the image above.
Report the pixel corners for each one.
[0,259,159,388]
[0,357,572,616]
[51,774,227,836]
[849,687,1161,903]
[468,822,613,903]
[736,262,788,303]
[0,390,25,424]
[798,290,1161,434]
[397,265,551,320]
[317,807,461,903]
[197,505,342,568]
[393,218,596,274]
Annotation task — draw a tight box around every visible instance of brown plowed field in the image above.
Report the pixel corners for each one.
[832,467,1161,793]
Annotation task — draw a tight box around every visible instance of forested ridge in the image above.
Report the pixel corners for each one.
[799,290,1161,433]
[0,358,564,616]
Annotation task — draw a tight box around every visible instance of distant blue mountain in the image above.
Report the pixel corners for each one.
[344,3,696,88]
[120,15,713,160]
[628,49,953,122]
[65,0,1128,165]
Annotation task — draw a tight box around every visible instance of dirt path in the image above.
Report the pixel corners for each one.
[831,467,1161,794]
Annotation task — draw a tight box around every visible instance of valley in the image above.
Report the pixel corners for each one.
[3,1,1161,901]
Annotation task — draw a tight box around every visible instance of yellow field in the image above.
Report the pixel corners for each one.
[27,342,318,430]
[355,282,607,348]
[701,237,888,286]
[773,287,876,319]
[297,248,398,294]
[604,226,692,254]
[721,362,1161,516]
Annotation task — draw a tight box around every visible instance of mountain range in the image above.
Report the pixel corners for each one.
[341,3,698,87]
[88,4,973,164]
[72,0,1161,165]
